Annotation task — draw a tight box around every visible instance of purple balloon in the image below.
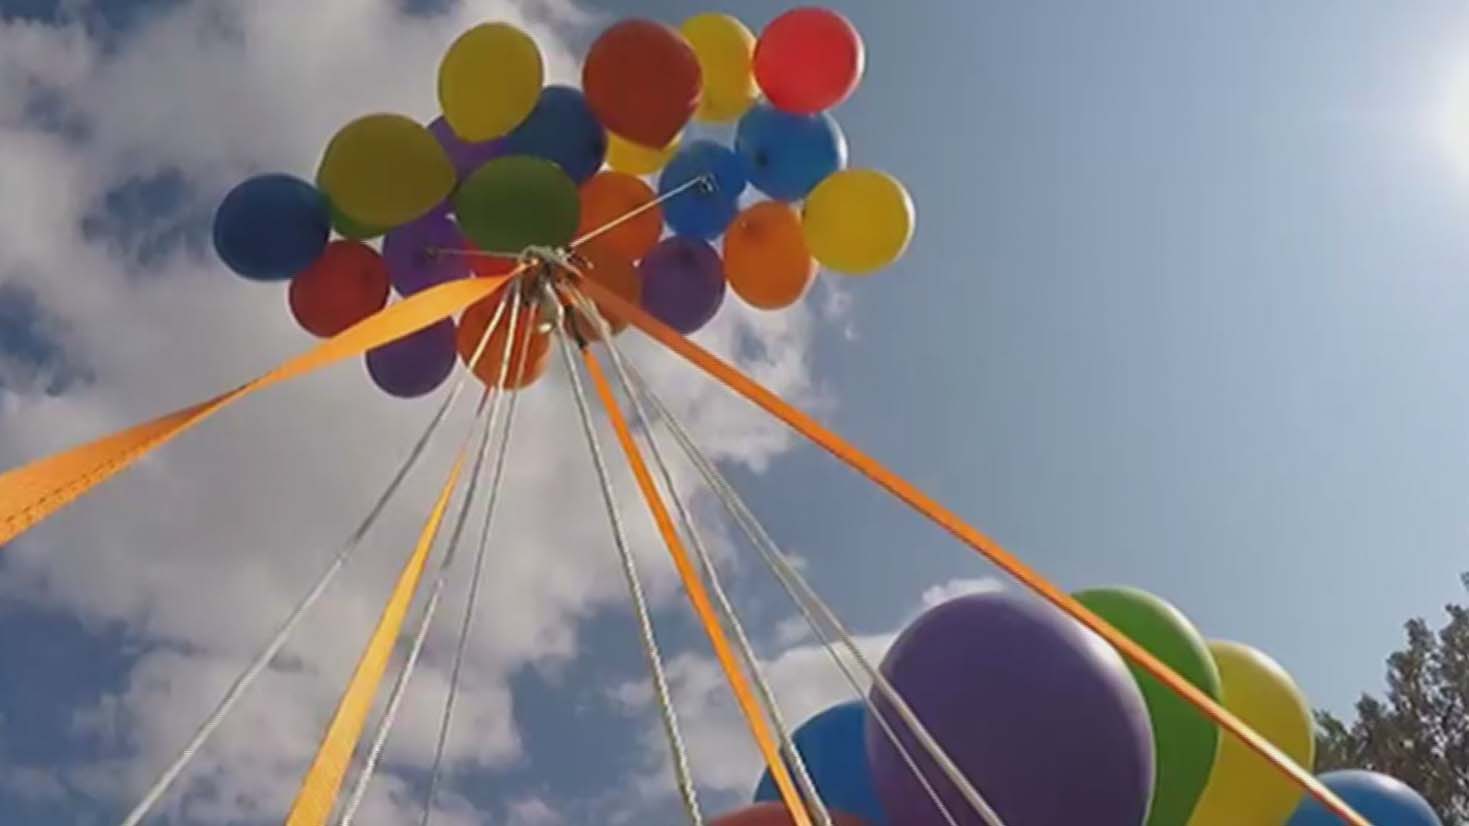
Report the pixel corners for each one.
[639,237,726,334]
[383,208,470,297]
[365,319,457,398]
[429,116,508,181]
[867,591,1154,826]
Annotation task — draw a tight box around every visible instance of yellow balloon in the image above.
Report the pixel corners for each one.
[606,131,680,176]
[438,23,543,141]
[681,13,758,123]
[802,169,915,275]
[1187,641,1315,826]
[316,114,453,229]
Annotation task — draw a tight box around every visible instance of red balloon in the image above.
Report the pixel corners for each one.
[754,8,865,114]
[288,240,390,337]
[711,803,867,826]
[583,19,701,148]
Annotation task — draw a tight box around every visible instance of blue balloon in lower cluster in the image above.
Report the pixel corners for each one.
[213,173,329,280]
[753,701,887,826]
[736,103,847,201]
[365,319,457,398]
[1287,770,1441,826]
[659,139,746,240]
[505,85,607,185]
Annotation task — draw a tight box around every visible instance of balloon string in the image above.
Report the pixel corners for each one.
[563,286,987,826]
[570,173,712,249]
[555,316,705,826]
[569,302,834,826]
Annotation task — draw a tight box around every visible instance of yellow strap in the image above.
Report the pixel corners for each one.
[285,452,467,826]
[0,273,514,546]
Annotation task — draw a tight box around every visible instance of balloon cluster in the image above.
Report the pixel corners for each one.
[211,8,914,399]
[740,587,1441,826]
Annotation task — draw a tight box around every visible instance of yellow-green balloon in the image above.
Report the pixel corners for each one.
[1075,587,1222,826]
[802,169,914,275]
[439,23,543,141]
[1187,641,1315,826]
[681,13,758,123]
[316,114,453,229]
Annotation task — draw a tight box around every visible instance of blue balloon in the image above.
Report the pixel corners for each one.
[213,173,329,280]
[659,139,746,240]
[735,103,847,201]
[753,701,887,826]
[504,86,607,184]
[1288,770,1441,826]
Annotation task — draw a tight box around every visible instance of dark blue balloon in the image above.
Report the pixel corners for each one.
[504,86,607,184]
[753,701,887,826]
[1288,770,1441,826]
[213,173,329,280]
[735,103,847,201]
[658,139,746,240]
[365,319,457,398]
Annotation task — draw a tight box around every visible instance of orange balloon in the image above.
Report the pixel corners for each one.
[288,240,390,337]
[724,201,816,310]
[566,241,641,341]
[711,803,867,826]
[583,19,701,148]
[577,171,662,262]
[456,289,551,389]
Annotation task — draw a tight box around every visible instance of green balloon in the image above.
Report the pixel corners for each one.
[1074,586,1223,826]
[453,155,579,254]
[330,201,387,240]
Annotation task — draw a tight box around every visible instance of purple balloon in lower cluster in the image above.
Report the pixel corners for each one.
[365,319,457,398]
[383,207,470,296]
[638,237,726,335]
[429,116,508,181]
[867,590,1154,826]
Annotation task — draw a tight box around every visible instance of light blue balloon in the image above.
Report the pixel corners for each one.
[735,103,847,201]
[658,139,746,240]
[753,701,887,825]
[1287,770,1441,826]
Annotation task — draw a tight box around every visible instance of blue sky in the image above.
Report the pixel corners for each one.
[2,0,1469,824]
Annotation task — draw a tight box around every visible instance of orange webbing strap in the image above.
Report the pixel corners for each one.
[0,272,517,547]
[582,350,814,826]
[285,450,467,826]
[575,277,1368,826]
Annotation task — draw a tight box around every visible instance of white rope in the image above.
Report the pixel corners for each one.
[596,329,1004,826]
[554,311,703,826]
[116,282,520,826]
[570,174,711,249]
[561,287,831,825]
[338,287,527,826]
[419,288,534,826]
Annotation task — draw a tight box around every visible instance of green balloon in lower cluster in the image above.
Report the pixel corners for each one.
[330,202,388,241]
[1074,586,1223,826]
[453,155,580,254]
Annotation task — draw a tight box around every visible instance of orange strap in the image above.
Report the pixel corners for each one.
[0,272,516,547]
[285,450,467,826]
[582,350,814,826]
[575,277,1367,826]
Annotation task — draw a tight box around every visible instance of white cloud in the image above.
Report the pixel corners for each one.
[0,1,827,822]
